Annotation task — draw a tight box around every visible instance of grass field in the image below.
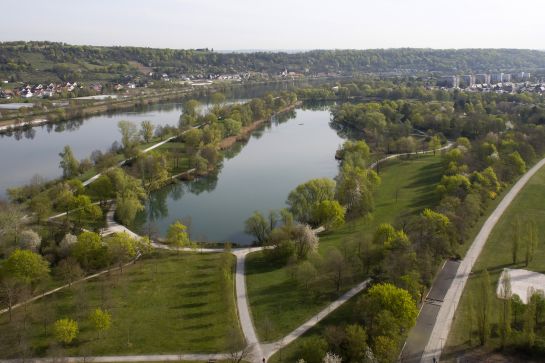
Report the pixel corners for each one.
[0,250,242,358]
[246,154,445,343]
[444,164,545,362]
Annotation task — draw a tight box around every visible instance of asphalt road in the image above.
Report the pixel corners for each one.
[400,259,460,363]
[421,156,545,363]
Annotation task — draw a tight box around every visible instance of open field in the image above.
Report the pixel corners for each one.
[443,164,545,362]
[246,154,445,342]
[0,250,242,358]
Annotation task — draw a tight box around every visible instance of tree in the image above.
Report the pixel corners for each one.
[89,307,112,339]
[224,118,242,136]
[428,135,442,155]
[29,193,52,223]
[18,229,41,252]
[2,249,50,286]
[322,352,342,363]
[359,283,417,336]
[476,269,491,345]
[88,175,114,206]
[499,270,512,348]
[166,220,191,251]
[287,178,336,225]
[117,120,139,154]
[312,200,345,230]
[106,232,138,272]
[524,291,537,347]
[299,336,328,363]
[525,219,538,266]
[372,223,397,247]
[345,324,368,362]
[325,248,348,293]
[53,318,78,345]
[59,145,79,178]
[116,193,144,226]
[293,224,319,259]
[244,211,270,244]
[335,164,380,218]
[373,335,397,363]
[70,195,103,230]
[140,120,154,143]
[56,257,83,287]
[295,260,317,290]
[72,231,108,271]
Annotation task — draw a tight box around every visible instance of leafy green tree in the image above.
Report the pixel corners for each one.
[70,194,103,230]
[224,118,242,136]
[311,200,345,230]
[295,260,318,290]
[53,318,78,345]
[372,223,397,247]
[59,145,80,178]
[166,220,191,250]
[89,307,112,339]
[72,231,108,271]
[2,249,50,286]
[287,178,336,225]
[244,211,270,244]
[298,336,328,363]
[106,232,138,272]
[499,270,512,348]
[373,335,397,363]
[117,120,139,155]
[140,120,154,143]
[29,193,52,223]
[325,248,348,293]
[428,135,442,155]
[525,219,538,266]
[524,292,537,347]
[88,175,114,206]
[359,283,417,336]
[344,324,368,362]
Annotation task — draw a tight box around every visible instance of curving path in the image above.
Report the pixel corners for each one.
[420,156,545,363]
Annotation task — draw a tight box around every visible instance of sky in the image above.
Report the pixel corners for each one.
[1,0,543,50]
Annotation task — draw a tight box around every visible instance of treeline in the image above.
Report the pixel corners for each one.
[3,41,545,82]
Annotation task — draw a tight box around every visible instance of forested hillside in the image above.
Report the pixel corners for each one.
[2,41,545,83]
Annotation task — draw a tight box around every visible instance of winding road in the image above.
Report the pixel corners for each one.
[420,156,545,362]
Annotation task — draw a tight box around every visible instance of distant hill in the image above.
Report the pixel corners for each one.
[2,41,545,84]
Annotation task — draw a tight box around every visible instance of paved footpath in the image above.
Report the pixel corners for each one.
[421,156,545,363]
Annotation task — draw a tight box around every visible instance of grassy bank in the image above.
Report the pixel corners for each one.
[0,250,242,358]
[246,154,445,343]
[444,164,545,362]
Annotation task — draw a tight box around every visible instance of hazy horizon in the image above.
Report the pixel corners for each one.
[2,0,545,50]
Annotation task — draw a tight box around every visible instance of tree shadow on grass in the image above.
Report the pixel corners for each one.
[181,289,213,298]
[177,280,212,289]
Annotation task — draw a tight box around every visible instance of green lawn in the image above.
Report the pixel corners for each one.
[246,155,445,342]
[0,250,242,358]
[444,164,545,362]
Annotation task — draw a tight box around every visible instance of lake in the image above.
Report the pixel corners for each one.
[131,106,345,245]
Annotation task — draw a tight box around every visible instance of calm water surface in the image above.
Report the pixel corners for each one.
[132,107,345,244]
